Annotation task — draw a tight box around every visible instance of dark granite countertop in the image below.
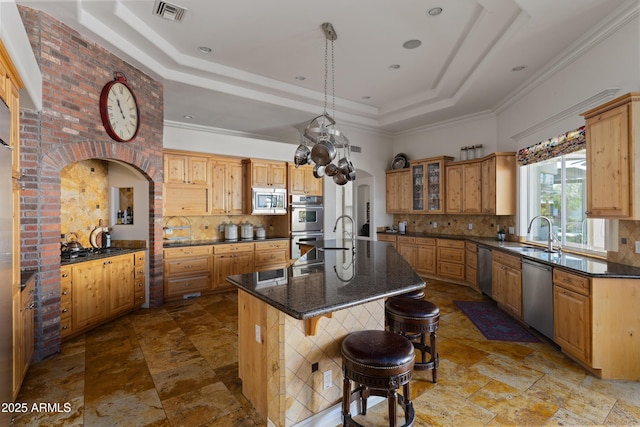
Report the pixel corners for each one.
[163,236,289,248]
[226,239,425,319]
[376,231,640,278]
[60,247,143,266]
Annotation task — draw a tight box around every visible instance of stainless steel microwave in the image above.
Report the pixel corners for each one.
[251,187,287,214]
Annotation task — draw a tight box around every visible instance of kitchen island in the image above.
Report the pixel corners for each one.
[226,239,424,427]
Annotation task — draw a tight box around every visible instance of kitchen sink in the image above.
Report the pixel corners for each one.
[507,246,547,253]
[318,247,350,251]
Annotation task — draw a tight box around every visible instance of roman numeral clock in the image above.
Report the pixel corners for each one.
[99,72,140,142]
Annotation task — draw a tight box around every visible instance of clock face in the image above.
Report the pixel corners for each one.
[100,80,139,142]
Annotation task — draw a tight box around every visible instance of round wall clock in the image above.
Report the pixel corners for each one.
[99,72,140,142]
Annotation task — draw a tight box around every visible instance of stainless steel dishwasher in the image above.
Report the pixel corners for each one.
[478,246,492,297]
[522,259,554,340]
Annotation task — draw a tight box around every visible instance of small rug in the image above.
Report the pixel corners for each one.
[454,300,540,343]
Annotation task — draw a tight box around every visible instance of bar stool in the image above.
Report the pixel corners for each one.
[386,297,440,383]
[341,330,415,427]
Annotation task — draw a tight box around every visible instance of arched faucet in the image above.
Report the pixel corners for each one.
[333,214,355,247]
[527,215,560,253]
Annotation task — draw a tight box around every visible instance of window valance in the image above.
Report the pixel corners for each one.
[516,126,585,166]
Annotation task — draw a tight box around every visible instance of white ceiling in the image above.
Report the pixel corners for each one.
[17,0,630,142]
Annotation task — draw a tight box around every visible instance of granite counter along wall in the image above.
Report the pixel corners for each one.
[392,214,517,241]
[163,214,290,241]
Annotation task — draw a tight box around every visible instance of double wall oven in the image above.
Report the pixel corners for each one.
[290,195,324,260]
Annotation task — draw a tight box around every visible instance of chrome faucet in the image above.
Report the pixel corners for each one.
[333,214,355,246]
[527,215,560,253]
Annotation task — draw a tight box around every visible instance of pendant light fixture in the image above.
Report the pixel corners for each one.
[293,22,355,185]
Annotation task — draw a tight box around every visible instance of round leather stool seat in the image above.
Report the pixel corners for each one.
[386,297,440,383]
[398,289,425,299]
[341,330,415,427]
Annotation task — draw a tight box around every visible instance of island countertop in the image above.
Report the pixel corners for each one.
[226,239,425,320]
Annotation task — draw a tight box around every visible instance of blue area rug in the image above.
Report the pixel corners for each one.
[454,300,540,343]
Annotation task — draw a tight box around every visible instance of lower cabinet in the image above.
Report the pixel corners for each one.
[61,251,145,341]
[377,233,397,248]
[253,240,290,271]
[13,274,35,400]
[436,239,465,281]
[553,268,591,365]
[213,243,254,291]
[492,250,522,319]
[164,245,213,299]
[465,241,478,290]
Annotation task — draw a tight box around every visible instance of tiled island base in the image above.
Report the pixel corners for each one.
[237,290,384,426]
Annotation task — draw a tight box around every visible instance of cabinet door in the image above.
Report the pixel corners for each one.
[585,104,630,218]
[554,285,591,364]
[189,156,210,185]
[72,260,108,329]
[462,162,482,213]
[228,160,244,214]
[502,266,522,319]
[415,244,436,275]
[163,183,211,216]
[213,254,235,290]
[10,81,19,179]
[445,165,463,213]
[288,165,307,194]
[107,255,135,316]
[397,242,415,267]
[386,172,399,213]
[164,154,188,183]
[211,161,229,214]
[270,162,287,188]
[234,252,254,275]
[252,161,271,187]
[426,161,445,213]
[492,260,505,305]
[305,168,323,196]
[481,157,496,214]
[411,163,425,212]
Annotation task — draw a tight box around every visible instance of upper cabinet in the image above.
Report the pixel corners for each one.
[410,156,452,214]
[164,152,210,185]
[211,157,244,215]
[288,164,323,196]
[244,159,287,188]
[386,168,411,213]
[581,93,640,219]
[0,43,22,179]
[445,162,482,214]
[481,153,517,215]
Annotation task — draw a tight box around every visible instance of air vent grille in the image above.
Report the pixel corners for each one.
[153,0,187,22]
[350,145,362,153]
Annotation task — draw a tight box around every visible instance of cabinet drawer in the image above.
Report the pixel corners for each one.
[438,262,466,280]
[214,242,254,254]
[165,256,211,275]
[164,246,212,258]
[377,234,397,243]
[135,266,145,278]
[437,239,465,249]
[165,275,210,296]
[553,268,590,296]
[254,249,288,267]
[254,240,289,251]
[135,252,146,264]
[60,283,71,299]
[437,247,465,264]
[397,236,416,244]
[135,279,145,295]
[60,301,71,320]
[415,237,436,246]
[493,250,521,271]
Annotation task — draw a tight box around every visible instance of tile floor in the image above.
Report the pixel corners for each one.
[13,281,640,426]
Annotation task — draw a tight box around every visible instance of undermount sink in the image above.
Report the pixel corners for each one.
[507,246,548,253]
[318,247,350,251]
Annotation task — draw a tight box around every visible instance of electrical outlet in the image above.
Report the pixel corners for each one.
[433,222,437,229]
[635,241,640,254]
[508,226,515,235]
[311,362,319,372]
[255,325,261,343]
[323,370,332,390]
[468,223,473,230]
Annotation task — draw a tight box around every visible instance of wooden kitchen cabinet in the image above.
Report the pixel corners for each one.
[437,239,466,281]
[134,251,146,307]
[72,259,108,331]
[492,250,522,319]
[377,233,397,248]
[386,169,411,213]
[445,162,482,214]
[213,242,254,291]
[19,276,34,394]
[288,164,323,196]
[244,159,287,188]
[164,152,210,185]
[553,268,591,365]
[410,156,452,214]
[254,240,290,271]
[211,157,244,215]
[481,153,516,215]
[106,253,136,317]
[164,245,213,300]
[163,183,211,216]
[60,266,72,339]
[415,237,437,276]
[396,235,416,266]
[465,241,478,290]
[581,93,640,219]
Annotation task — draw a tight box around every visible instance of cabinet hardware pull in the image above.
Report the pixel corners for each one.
[62,273,69,278]
[62,291,68,295]
[62,308,68,313]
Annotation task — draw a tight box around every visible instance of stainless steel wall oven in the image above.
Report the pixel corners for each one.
[290,195,324,260]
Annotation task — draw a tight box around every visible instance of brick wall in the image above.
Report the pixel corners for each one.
[18,6,165,360]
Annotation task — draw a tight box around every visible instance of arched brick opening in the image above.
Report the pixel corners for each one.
[34,140,164,360]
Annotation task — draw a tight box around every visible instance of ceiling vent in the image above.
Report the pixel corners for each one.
[153,0,187,22]
[350,145,362,153]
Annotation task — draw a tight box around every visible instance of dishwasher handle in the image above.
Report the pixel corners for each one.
[521,259,552,271]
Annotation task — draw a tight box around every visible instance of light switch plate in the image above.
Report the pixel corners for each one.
[509,227,515,234]
[635,241,640,254]
[323,370,332,390]
[468,223,473,230]
[255,325,261,343]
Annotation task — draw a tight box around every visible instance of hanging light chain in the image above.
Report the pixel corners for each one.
[331,38,335,120]
[323,37,329,115]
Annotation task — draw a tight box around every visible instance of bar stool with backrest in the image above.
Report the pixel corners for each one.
[385,296,440,383]
[341,329,416,427]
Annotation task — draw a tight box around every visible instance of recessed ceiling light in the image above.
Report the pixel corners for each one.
[198,46,212,53]
[512,65,527,72]
[295,76,306,81]
[388,64,401,70]
[427,7,443,16]
[183,115,193,119]
[403,39,422,49]
[361,96,371,100]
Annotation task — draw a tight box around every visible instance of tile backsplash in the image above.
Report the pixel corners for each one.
[163,214,289,241]
[392,214,517,241]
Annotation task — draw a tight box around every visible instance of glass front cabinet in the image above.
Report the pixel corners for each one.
[411,156,453,214]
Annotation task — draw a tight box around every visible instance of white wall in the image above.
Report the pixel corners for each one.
[108,161,150,244]
[163,122,395,235]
